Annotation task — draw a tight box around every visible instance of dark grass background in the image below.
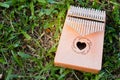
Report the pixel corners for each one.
[0,0,120,80]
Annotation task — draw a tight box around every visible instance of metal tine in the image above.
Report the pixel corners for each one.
[77,19,81,33]
[102,23,105,30]
[84,20,87,35]
[78,19,81,33]
[76,7,79,17]
[95,10,98,20]
[93,21,96,33]
[95,9,99,19]
[86,8,90,18]
[74,19,77,30]
[79,19,83,35]
[101,23,104,31]
[99,23,102,32]
[88,21,91,34]
[86,20,89,35]
[74,18,77,31]
[97,22,100,32]
[94,22,98,32]
[72,18,75,29]
[75,18,78,31]
[80,19,83,36]
[98,23,101,32]
[97,23,99,32]
[91,21,95,33]
[79,19,82,36]
[91,21,94,34]
[83,20,86,35]
[76,21,79,33]
[95,21,98,33]
[93,22,96,32]
[82,20,86,36]
[99,23,101,31]
[78,19,82,35]
[88,21,91,35]
[76,18,79,34]
[87,21,91,35]
[68,17,72,28]
[81,19,84,36]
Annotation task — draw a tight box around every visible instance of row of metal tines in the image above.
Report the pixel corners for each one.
[66,6,106,36]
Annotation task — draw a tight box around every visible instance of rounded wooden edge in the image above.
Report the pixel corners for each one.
[54,62,100,74]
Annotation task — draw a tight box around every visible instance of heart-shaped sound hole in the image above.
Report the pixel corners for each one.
[76,42,86,50]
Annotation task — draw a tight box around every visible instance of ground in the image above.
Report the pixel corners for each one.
[0,0,120,80]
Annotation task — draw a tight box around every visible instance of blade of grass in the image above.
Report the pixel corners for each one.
[0,2,9,8]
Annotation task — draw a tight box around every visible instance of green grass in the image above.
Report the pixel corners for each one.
[0,0,120,80]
